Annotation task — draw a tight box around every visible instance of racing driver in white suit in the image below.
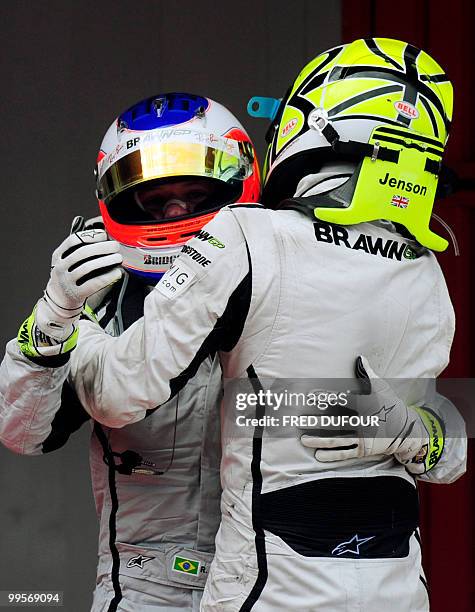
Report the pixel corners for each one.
[34,39,465,611]
[0,92,261,611]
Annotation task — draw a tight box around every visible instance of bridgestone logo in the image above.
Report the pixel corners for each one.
[143,254,178,266]
[181,245,211,267]
[314,222,417,261]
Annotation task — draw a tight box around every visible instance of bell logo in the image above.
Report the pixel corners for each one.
[394,101,419,119]
[281,118,298,137]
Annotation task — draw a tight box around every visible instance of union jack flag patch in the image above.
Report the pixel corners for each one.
[391,195,409,209]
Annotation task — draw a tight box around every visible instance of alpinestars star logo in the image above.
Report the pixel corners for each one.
[331,534,375,556]
[371,404,396,422]
[78,229,103,241]
[126,554,154,569]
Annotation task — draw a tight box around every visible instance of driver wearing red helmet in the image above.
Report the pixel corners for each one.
[0,92,260,611]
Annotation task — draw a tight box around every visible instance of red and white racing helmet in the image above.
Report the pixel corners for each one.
[96,92,260,280]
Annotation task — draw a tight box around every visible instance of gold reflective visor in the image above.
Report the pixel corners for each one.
[98,141,248,204]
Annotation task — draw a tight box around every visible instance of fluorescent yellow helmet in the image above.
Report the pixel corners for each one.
[261,38,453,251]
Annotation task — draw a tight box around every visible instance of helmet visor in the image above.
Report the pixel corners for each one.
[97,135,252,205]
[106,176,242,225]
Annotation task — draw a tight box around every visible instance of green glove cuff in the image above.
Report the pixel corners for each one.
[82,303,99,324]
[17,306,79,358]
[18,308,40,358]
[413,406,445,472]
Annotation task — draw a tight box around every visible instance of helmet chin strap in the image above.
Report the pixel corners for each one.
[281,112,404,216]
[292,164,395,230]
[294,162,356,198]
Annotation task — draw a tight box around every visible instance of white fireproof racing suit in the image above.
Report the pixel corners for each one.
[0,272,223,612]
[44,206,465,611]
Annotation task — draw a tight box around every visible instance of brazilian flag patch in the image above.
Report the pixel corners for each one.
[172,555,200,575]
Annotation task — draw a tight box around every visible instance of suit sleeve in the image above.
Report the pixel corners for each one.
[413,260,466,483]
[0,339,89,455]
[71,207,251,428]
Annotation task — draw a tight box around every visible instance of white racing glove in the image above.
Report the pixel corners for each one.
[300,356,445,475]
[72,214,105,232]
[18,227,122,358]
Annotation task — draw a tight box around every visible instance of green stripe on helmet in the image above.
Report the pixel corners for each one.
[262,37,453,251]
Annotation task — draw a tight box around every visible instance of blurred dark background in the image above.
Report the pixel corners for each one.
[0,1,473,610]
